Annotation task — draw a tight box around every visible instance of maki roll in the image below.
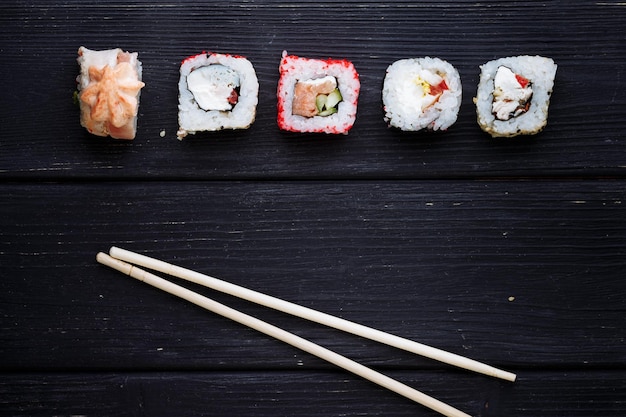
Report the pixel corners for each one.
[177,52,259,139]
[382,57,462,132]
[277,51,360,134]
[475,55,557,137]
[76,46,145,140]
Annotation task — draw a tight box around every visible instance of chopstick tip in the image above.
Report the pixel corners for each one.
[96,251,110,264]
[97,251,133,276]
[495,369,517,382]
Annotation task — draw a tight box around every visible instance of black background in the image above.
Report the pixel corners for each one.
[1,1,625,416]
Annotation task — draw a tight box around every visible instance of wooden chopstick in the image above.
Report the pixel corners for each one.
[108,246,516,382]
[97,252,472,417]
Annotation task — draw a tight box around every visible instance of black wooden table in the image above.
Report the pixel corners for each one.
[1,1,625,416]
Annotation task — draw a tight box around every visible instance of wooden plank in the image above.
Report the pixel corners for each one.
[0,370,624,416]
[1,1,625,179]
[2,3,625,416]
[1,181,624,371]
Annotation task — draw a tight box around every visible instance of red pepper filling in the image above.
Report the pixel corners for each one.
[515,74,530,88]
[429,80,449,96]
[228,89,239,105]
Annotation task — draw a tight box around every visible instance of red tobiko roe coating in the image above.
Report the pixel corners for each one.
[277,53,359,134]
[280,55,357,75]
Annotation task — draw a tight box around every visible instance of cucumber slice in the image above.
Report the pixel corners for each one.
[318,107,338,117]
[325,88,342,110]
[314,88,342,117]
[316,94,327,113]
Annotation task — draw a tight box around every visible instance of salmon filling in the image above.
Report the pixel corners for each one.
[292,76,343,117]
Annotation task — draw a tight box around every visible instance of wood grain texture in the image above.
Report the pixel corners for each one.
[0,1,625,179]
[1,1,625,416]
[0,371,624,417]
[1,181,624,371]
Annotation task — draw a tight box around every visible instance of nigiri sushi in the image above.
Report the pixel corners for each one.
[76,46,145,140]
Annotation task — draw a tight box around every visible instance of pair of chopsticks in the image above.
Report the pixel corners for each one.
[97,247,516,417]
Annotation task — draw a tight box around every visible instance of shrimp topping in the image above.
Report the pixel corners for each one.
[80,62,145,129]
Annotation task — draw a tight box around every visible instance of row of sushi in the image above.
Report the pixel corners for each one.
[76,46,557,141]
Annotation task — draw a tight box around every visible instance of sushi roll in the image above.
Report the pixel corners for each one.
[475,55,557,137]
[277,51,360,134]
[76,46,145,140]
[177,52,259,140]
[382,57,462,132]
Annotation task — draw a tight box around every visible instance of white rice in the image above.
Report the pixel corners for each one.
[277,51,360,134]
[382,57,462,132]
[177,52,259,140]
[475,55,557,138]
